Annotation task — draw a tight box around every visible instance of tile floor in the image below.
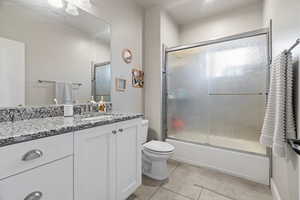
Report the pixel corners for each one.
[128,160,272,200]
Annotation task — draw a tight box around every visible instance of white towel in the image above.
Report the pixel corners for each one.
[64,83,73,104]
[55,82,73,104]
[260,52,296,157]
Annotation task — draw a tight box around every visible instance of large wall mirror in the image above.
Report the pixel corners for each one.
[0,0,111,107]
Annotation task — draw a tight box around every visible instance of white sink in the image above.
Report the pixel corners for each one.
[81,115,113,121]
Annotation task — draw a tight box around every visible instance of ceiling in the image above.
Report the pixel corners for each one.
[135,0,263,25]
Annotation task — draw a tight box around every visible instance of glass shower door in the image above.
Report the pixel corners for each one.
[166,48,210,144]
[165,33,268,155]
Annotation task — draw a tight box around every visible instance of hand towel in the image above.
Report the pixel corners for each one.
[55,82,65,105]
[55,82,73,104]
[260,51,296,157]
[64,82,73,104]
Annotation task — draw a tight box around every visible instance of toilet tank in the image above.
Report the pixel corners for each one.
[140,120,149,144]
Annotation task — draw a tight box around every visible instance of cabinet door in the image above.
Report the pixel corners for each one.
[74,125,115,200]
[116,119,142,200]
[0,156,73,200]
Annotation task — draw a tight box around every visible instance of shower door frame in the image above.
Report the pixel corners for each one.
[161,28,272,156]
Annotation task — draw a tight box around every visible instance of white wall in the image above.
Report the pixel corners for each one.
[180,3,264,45]
[78,0,144,113]
[263,1,300,200]
[144,6,163,140]
[161,11,179,48]
[0,4,110,105]
[144,7,179,140]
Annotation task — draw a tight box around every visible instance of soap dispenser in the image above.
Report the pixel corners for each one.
[98,96,106,112]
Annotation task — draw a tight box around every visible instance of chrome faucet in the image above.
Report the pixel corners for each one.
[87,96,97,112]
[53,98,58,105]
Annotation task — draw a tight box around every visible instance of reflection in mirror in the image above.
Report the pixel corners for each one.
[92,62,111,102]
[115,78,127,92]
[0,0,111,107]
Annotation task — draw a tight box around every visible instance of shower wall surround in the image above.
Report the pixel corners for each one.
[0,103,112,123]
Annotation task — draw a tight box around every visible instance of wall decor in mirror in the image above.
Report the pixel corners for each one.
[115,78,127,92]
[0,0,111,107]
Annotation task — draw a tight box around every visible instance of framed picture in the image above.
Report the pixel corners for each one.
[115,78,127,92]
[132,69,144,88]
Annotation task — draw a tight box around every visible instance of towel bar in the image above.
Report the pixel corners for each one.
[38,80,82,86]
[287,138,300,155]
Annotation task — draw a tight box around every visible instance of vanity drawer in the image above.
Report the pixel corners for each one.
[0,133,73,180]
[0,156,73,200]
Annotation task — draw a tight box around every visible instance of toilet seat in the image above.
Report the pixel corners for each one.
[143,148,172,155]
[143,140,175,154]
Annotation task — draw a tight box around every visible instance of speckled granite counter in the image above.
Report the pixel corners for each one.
[0,112,143,147]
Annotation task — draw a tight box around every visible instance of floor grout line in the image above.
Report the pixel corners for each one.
[148,161,181,200]
[158,161,201,200]
[161,187,197,200]
[194,184,237,200]
[148,185,161,200]
[168,160,180,175]
[196,186,203,200]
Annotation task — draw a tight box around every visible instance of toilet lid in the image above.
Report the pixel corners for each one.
[143,141,175,153]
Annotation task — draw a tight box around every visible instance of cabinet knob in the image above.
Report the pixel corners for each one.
[22,149,43,162]
[112,130,117,134]
[118,128,123,132]
[24,191,43,200]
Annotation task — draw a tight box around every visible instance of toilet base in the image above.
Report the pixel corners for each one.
[142,152,170,181]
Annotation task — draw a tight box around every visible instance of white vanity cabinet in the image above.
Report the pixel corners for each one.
[74,124,116,200]
[0,117,142,200]
[0,157,73,200]
[116,120,142,200]
[0,133,74,200]
[74,118,142,200]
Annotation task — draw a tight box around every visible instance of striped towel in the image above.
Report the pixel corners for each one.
[260,51,296,157]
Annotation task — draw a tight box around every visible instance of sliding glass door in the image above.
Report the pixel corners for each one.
[164,31,269,155]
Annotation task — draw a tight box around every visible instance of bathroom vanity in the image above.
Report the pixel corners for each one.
[0,113,143,200]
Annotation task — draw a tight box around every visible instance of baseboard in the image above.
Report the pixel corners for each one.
[271,178,282,200]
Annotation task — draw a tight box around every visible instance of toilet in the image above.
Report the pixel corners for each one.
[140,120,175,180]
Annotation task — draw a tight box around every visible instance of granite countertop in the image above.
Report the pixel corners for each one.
[0,112,143,147]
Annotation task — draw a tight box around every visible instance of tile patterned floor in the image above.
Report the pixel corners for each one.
[128,160,272,200]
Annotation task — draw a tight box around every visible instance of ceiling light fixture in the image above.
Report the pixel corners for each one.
[79,0,92,8]
[47,0,88,16]
[48,0,64,8]
[66,2,79,16]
